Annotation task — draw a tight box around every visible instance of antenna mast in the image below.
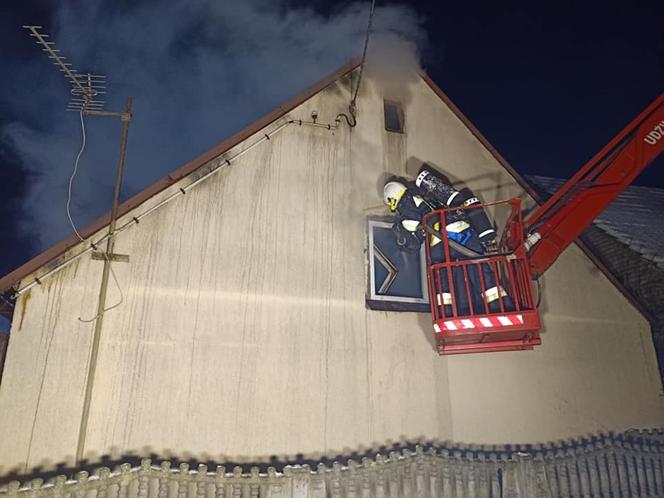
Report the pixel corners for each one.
[23,25,132,466]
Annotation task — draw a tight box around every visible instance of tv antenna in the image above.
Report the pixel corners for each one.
[23,25,132,466]
[23,25,125,118]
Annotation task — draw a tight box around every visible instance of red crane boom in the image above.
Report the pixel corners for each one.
[524,92,664,277]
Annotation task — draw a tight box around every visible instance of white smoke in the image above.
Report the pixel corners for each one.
[1,0,425,251]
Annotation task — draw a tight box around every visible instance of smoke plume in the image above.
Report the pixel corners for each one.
[1,0,425,252]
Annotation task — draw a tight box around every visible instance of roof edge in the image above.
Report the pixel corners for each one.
[0,58,361,294]
[419,72,654,322]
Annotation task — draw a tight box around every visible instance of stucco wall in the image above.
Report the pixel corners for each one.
[0,254,103,472]
[0,68,661,476]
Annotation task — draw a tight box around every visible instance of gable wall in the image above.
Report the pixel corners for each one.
[0,68,661,476]
[360,73,663,442]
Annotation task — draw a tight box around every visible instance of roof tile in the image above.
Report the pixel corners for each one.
[529,175,664,269]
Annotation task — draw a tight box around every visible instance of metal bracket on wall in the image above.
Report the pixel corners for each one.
[91,252,130,263]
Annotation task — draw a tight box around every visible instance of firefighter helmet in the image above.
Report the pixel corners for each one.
[383,181,407,212]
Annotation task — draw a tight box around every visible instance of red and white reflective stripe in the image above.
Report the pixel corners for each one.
[434,314,524,332]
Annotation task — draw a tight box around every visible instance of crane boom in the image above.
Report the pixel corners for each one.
[524,92,664,277]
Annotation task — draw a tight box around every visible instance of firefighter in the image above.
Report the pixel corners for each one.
[383,179,432,253]
[383,174,513,316]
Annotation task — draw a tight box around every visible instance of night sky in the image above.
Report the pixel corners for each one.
[1,0,663,280]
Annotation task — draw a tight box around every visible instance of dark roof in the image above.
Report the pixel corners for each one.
[530,176,664,269]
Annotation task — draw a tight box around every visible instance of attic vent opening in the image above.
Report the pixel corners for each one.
[384,100,404,133]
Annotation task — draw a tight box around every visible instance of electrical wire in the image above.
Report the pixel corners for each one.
[78,253,124,323]
[350,0,376,111]
[335,113,356,128]
[67,110,88,242]
[65,109,125,322]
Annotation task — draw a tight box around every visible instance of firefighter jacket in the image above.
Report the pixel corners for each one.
[391,189,476,253]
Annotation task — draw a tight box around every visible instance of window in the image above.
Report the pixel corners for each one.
[384,100,404,133]
[366,217,429,312]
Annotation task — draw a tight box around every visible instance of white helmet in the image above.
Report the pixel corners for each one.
[383,181,407,212]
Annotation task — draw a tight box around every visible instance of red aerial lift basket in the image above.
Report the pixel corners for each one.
[422,199,541,355]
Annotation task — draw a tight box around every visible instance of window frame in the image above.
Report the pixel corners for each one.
[366,217,430,312]
[383,99,405,133]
